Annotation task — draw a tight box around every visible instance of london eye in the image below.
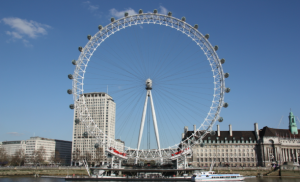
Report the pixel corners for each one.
[68,9,230,164]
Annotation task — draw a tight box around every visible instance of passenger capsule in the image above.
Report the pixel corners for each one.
[139,9,143,14]
[124,12,129,17]
[220,58,225,64]
[214,45,219,51]
[83,132,88,138]
[168,12,172,16]
[94,143,99,148]
[200,143,205,147]
[205,34,210,39]
[67,89,72,94]
[78,47,83,52]
[224,73,229,78]
[98,25,103,30]
[210,130,216,136]
[69,104,74,109]
[75,119,80,124]
[218,117,223,122]
[72,60,77,65]
[87,35,91,40]
[68,74,73,79]
[223,103,229,108]
[153,9,158,14]
[194,24,198,29]
[111,17,115,22]
[181,17,186,22]
[225,88,231,93]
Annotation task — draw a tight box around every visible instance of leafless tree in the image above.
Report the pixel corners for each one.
[72,148,81,164]
[10,149,26,166]
[95,147,104,165]
[83,151,92,164]
[50,150,62,166]
[29,146,46,166]
[0,147,9,166]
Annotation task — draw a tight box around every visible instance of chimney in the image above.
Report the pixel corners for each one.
[182,133,185,140]
[193,125,196,134]
[229,124,232,136]
[217,125,220,136]
[184,126,188,134]
[254,123,260,140]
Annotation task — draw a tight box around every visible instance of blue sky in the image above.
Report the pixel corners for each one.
[0,0,299,149]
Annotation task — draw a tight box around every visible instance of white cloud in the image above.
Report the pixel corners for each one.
[6,31,22,39]
[84,1,99,12]
[159,5,168,15]
[2,17,51,39]
[7,132,23,136]
[109,8,137,19]
[22,39,33,47]
[1,17,50,47]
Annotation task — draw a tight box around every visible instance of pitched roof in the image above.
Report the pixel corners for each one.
[259,126,300,138]
[183,130,257,141]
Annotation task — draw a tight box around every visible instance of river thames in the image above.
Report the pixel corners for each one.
[0,177,300,182]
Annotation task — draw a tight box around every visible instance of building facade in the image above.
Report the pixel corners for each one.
[2,140,26,156]
[185,124,259,167]
[72,92,121,166]
[184,111,300,167]
[25,137,72,165]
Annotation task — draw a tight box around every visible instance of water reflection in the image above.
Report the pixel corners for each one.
[0,177,299,182]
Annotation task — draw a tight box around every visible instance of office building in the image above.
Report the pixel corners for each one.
[25,136,72,165]
[72,92,123,166]
[1,140,26,156]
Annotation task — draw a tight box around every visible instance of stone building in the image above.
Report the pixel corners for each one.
[184,124,259,167]
[71,92,124,166]
[25,136,72,165]
[183,111,300,167]
[1,140,26,156]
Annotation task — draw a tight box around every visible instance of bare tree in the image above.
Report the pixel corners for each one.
[95,147,104,166]
[83,151,92,164]
[0,147,9,166]
[10,149,26,166]
[29,146,46,166]
[72,148,81,165]
[50,150,62,166]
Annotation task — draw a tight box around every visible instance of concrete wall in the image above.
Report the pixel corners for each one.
[0,167,88,176]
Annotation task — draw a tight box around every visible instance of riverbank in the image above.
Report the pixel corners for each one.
[0,166,299,177]
[0,167,88,176]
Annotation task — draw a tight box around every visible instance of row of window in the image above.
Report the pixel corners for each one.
[197,158,255,162]
[197,153,255,157]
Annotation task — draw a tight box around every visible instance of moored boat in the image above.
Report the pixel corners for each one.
[191,171,245,181]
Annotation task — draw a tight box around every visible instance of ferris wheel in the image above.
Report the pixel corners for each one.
[68,9,230,163]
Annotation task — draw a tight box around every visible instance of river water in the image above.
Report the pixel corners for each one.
[0,177,299,182]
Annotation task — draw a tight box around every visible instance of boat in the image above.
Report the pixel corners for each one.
[191,171,245,181]
[191,159,244,181]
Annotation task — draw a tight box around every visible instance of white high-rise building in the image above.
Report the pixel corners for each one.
[72,92,120,166]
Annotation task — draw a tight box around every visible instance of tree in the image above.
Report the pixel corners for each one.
[0,147,9,166]
[50,150,62,166]
[83,151,92,164]
[72,148,81,164]
[29,146,46,166]
[95,147,104,166]
[10,149,26,166]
